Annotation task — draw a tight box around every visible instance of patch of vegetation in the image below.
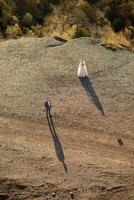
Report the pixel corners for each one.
[0,0,134,46]
[105,1,134,32]
[0,0,52,38]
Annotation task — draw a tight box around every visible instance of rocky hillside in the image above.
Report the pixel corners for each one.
[0,37,134,200]
[0,36,134,125]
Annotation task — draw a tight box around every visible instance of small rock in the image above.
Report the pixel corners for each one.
[118,138,124,145]
[40,184,45,187]
[51,192,56,197]
[9,160,13,163]
[70,191,74,199]
[15,183,26,190]
[54,36,67,42]
[44,192,48,196]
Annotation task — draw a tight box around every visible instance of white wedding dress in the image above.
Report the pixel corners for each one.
[77,59,88,77]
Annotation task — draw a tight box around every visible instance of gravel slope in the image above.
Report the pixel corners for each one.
[0,36,134,137]
[0,37,134,120]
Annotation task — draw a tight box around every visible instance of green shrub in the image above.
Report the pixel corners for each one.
[22,12,34,28]
[105,0,134,32]
[39,0,53,15]
[9,15,19,25]
[113,18,126,32]
[75,0,97,24]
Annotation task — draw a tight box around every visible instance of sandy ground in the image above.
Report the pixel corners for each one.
[0,37,134,199]
[0,108,134,200]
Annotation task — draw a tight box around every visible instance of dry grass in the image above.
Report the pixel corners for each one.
[102,30,132,50]
[6,24,22,39]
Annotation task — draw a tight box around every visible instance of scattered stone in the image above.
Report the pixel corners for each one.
[15,183,26,190]
[9,160,13,163]
[118,138,124,145]
[107,185,126,192]
[51,192,56,197]
[54,36,67,42]
[73,187,78,191]
[40,184,45,187]
[44,192,48,196]
[70,191,74,199]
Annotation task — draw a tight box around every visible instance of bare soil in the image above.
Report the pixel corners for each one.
[0,37,134,200]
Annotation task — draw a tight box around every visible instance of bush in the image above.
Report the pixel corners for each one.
[75,0,97,24]
[6,23,22,38]
[49,0,60,5]
[113,18,125,32]
[9,15,19,25]
[22,12,34,28]
[105,0,134,32]
[74,26,86,38]
[31,24,45,37]
[39,0,53,15]
[67,24,88,39]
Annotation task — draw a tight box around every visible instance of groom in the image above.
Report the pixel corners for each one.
[44,99,52,117]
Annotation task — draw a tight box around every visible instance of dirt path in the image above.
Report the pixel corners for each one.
[0,113,134,200]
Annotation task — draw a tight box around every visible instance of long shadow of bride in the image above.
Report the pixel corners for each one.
[47,114,68,172]
[79,77,105,116]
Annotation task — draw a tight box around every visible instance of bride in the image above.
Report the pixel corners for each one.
[77,59,88,78]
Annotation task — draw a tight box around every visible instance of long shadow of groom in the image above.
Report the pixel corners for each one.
[46,114,68,173]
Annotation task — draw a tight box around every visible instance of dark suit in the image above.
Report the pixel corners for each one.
[44,100,51,117]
